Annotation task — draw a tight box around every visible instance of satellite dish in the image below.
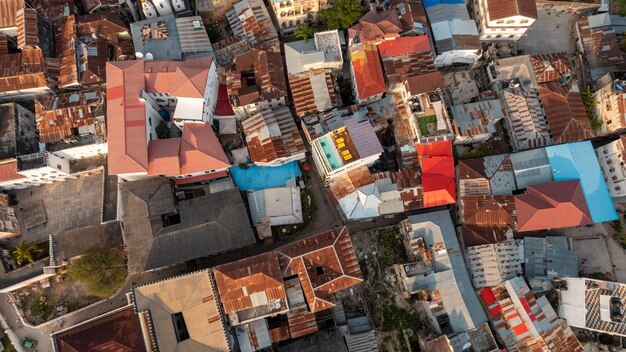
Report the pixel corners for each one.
[145,53,154,60]
[135,52,144,59]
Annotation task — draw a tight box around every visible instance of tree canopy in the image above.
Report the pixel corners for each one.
[318,0,364,30]
[294,23,315,42]
[68,247,127,298]
[581,85,602,130]
[13,241,43,266]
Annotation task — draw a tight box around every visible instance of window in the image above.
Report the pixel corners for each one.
[508,35,514,38]
[506,20,514,24]
[521,19,529,24]
[496,34,502,38]
[608,159,613,165]
[612,175,619,181]
[617,186,622,191]
[496,20,504,24]
[57,165,62,170]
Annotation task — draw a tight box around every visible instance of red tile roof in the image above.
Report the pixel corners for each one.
[417,140,456,207]
[515,180,592,232]
[378,36,430,58]
[106,57,213,175]
[147,123,230,176]
[213,251,287,315]
[351,44,386,101]
[215,84,235,116]
[276,227,363,312]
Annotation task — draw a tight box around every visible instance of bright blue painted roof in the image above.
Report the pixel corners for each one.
[423,0,464,8]
[546,142,618,223]
[230,162,301,191]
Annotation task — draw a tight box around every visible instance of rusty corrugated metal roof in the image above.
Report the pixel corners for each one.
[486,0,537,21]
[213,251,287,315]
[55,15,79,88]
[0,0,24,30]
[35,89,105,143]
[538,82,593,144]
[0,48,48,94]
[16,8,38,49]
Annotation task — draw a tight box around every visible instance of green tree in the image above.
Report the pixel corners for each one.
[155,121,169,139]
[68,247,127,298]
[318,0,364,30]
[581,85,602,129]
[294,23,315,42]
[13,241,43,266]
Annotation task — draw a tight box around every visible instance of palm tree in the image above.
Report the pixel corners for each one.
[13,241,43,266]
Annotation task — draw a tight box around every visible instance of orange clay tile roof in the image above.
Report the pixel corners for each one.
[16,8,38,49]
[0,0,24,29]
[147,123,229,176]
[56,15,79,88]
[537,82,593,144]
[351,44,386,101]
[378,35,431,58]
[213,251,287,314]
[276,227,363,312]
[106,57,213,175]
[487,0,537,21]
[0,48,48,94]
[515,180,593,232]
[241,107,305,163]
[0,160,24,183]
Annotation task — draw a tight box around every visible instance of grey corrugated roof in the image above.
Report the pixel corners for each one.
[425,3,471,23]
[405,210,487,332]
[524,236,578,280]
[119,177,256,274]
[130,15,182,60]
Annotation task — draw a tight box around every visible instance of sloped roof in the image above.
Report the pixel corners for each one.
[348,9,403,42]
[329,165,375,200]
[119,177,256,274]
[0,48,48,94]
[213,251,287,315]
[461,195,516,226]
[228,40,287,107]
[378,35,430,58]
[530,52,572,84]
[417,140,456,207]
[35,89,105,144]
[276,227,363,312]
[133,270,230,351]
[53,306,147,352]
[241,107,305,163]
[515,180,592,232]
[106,57,213,175]
[56,15,79,88]
[460,225,512,248]
[405,71,444,95]
[351,44,386,101]
[538,82,593,144]
[486,0,537,21]
[0,0,24,29]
